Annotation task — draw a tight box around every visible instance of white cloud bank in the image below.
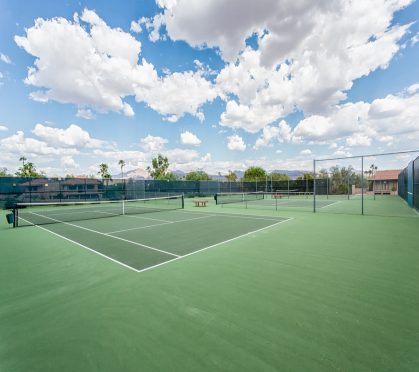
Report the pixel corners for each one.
[15,9,217,122]
[154,0,413,133]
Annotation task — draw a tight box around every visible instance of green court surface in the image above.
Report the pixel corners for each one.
[1,198,419,371]
[222,192,419,218]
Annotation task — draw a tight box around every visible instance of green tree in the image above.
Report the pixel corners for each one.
[147,154,170,179]
[318,169,329,179]
[225,170,237,182]
[329,166,358,194]
[15,161,44,177]
[98,163,112,185]
[0,167,10,176]
[156,172,178,181]
[243,166,267,181]
[296,173,314,181]
[184,170,211,181]
[270,172,290,181]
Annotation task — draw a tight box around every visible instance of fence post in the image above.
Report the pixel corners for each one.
[313,159,317,213]
[29,177,32,204]
[361,156,364,215]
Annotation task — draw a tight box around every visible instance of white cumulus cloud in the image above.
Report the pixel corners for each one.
[227,134,246,151]
[0,131,79,158]
[140,134,168,152]
[32,123,109,148]
[180,131,201,146]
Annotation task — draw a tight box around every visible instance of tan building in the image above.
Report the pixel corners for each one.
[369,170,401,195]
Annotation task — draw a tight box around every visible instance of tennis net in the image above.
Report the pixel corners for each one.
[13,195,184,227]
[215,192,264,205]
[268,191,313,199]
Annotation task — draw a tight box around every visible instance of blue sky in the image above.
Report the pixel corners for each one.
[0,0,418,176]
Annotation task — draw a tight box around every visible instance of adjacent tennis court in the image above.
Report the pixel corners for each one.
[13,196,291,272]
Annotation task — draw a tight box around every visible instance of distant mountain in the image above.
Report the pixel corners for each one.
[172,170,185,178]
[270,170,306,178]
[217,170,306,180]
[113,168,150,179]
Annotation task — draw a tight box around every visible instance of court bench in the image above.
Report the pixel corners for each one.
[192,200,208,207]
[373,190,391,195]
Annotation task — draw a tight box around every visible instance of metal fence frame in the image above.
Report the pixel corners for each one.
[313,149,419,214]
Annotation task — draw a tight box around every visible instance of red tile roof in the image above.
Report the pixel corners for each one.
[369,169,401,181]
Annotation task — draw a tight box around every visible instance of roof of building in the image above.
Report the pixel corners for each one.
[369,169,401,181]
[61,178,102,185]
[19,178,102,186]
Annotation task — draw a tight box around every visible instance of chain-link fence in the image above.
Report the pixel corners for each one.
[314,150,419,217]
[3,151,418,218]
[0,177,315,209]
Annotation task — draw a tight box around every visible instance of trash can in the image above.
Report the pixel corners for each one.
[6,213,14,225]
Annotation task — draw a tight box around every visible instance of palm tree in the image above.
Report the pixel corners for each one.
[19,156,27,167]
[118,160,126,179]
[370,164,378,177]
[98,163,112,191]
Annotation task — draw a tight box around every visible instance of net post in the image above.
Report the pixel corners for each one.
[361,156,364,215]
[327,176,329,200]
[13,207,18,228]
[373,180,376,200]
[347,173,350,200]
[313,159,317,213]
[29,177,32,205]
[84,178,87,201]
[181,194,185,209]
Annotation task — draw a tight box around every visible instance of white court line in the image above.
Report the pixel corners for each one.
[106,214,216,234]
[95,210,173,223]
[25,212,180,258]
[318,200,341,209]
[136,217,295,274]
[177,209,286,222]
[19,217,141,273]
[35,209,173,223]
[20,213,294,274]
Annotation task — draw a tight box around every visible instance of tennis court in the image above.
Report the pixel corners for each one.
[12,196,291,272]
[215,191,419,217]
[1,196,419,371]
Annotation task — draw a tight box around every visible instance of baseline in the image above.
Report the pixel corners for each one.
[136,217,294,274]
[25,212,179,258]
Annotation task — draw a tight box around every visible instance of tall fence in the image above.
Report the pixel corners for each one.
[400,155,419,210]
[313,150,419,217]
[2,151,418,217]
[0,177,316,209]
[414,156,419,211]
